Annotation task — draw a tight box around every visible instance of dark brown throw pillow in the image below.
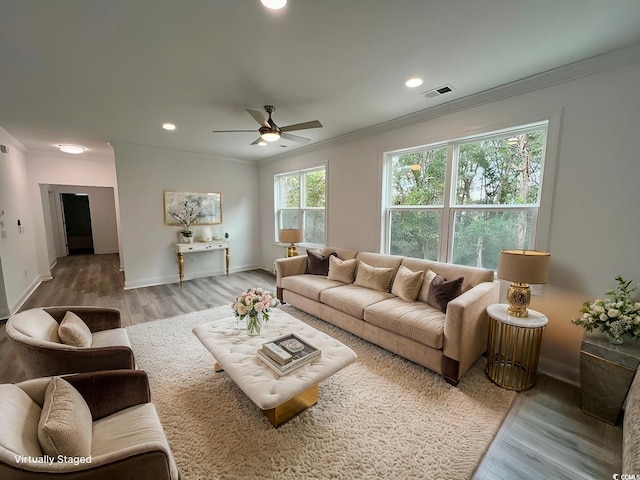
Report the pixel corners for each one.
[426,274,464,313]
[306,251,337,276]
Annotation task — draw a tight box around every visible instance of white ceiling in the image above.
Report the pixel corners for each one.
[1,0,640,162]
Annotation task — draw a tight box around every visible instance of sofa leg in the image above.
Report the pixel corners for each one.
[276,287,285,303]
[442,356,460,386]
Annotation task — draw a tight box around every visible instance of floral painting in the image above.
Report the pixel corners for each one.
[163,191,222,226]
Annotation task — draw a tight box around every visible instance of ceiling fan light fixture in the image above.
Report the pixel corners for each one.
[58,144,86,154]
[260,130,281,142]
[261,0,287,10]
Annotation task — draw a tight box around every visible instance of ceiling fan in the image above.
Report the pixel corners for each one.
[212,105,322,145]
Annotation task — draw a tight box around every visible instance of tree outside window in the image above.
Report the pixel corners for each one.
[276,167,326,246]
[386,124,547,269]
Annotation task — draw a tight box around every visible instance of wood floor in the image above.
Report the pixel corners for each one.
[0,254,624,478]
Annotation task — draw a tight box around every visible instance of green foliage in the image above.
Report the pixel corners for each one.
[389,129,544,266]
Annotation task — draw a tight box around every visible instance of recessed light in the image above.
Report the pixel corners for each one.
[58,144,86,154]
[405,77,423,88]
[162,123,176,131]
[258,141,267,146]
[261,0,287,10]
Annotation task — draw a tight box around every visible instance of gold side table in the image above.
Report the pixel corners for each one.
[486,304,548,391]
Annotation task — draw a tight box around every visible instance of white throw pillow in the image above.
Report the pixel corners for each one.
[38,377,92,458]
[58,311,92,347]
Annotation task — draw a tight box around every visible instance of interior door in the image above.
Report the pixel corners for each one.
[61,194,94,255]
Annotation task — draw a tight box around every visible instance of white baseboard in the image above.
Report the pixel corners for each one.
[538,355,580,387]
[123,264,261,290]
[94,249,120,255]
[8,273,51,315]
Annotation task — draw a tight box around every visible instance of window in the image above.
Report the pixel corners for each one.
[384,123,548,269]
[275,166,326,245]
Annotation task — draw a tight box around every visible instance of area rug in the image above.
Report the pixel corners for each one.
[126,305,515,480]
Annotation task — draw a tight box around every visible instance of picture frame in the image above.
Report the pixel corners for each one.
[163,190,223,226]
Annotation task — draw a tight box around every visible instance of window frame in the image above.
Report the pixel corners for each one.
[274,165,327,247]
[383,120,551,266]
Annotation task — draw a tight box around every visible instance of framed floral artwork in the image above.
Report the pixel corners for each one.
[163,191,223,227]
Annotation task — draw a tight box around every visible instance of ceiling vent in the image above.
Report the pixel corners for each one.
[421,84,455,100]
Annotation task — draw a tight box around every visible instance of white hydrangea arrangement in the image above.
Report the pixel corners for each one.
[572,275,640,341]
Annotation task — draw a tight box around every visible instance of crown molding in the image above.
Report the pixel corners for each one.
[0,126,28,154]
[259,42,640,166]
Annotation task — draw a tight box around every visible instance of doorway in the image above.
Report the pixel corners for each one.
[61,193,94,255]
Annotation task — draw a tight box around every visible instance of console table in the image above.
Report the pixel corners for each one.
[175,240,230,286]
[580,331,640,425]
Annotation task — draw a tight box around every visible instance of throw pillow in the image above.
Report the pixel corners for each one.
[354,261,395,292]
[417,269,438,303]
[38,377,92,458]
[58,311,92,347]
[426,274,464,313]
[391,266,424,302]
[327,256,357,284]
[306,250,337,276]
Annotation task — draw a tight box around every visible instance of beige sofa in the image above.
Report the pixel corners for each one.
[276,247,499,385]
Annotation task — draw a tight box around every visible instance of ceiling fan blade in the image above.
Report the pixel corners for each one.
[212,129,257,133]
[246,109,269,128]
[280,120,323,132]
[281,133,311,143]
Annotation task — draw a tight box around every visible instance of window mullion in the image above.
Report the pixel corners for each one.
[440,143,455,262]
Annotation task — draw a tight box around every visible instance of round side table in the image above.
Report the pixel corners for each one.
[485,304,548,391]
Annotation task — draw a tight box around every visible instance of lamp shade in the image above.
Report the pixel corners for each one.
[497,250,550,284]
[279,229,303,244]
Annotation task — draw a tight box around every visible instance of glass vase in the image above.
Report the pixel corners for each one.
[247,314,262,336]
[606,331,624,345]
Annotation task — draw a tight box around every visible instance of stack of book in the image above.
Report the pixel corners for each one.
[257,333,321,376]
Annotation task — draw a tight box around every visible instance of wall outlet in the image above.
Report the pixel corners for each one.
[0,221,4,228]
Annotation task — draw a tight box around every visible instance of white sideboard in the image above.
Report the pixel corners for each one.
[175,240,230,285]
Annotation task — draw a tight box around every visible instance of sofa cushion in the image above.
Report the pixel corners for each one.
[328,257,357,284]
[309,246,359,261]
[401,257,494,293]
[38,377,92,457]
[11,309,62,343]
[427,274,464,313]
[364,298,445,349]
[59,311,93,347]
[91,328,132,349]
[0,384,43,456]
[92,402,180,480]
[354,261,395,292]
[391,266,424,302]
[321,284,394,319]
[306,250,337,276]
[281,275,345,302]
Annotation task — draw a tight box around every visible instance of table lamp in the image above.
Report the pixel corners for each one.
[279,229,303,257]
[497,249,550,317]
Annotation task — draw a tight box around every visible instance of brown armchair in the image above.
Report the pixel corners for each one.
[6,307,135,378]
[0,370,180,480]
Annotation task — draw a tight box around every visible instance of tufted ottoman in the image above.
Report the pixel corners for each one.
[193,308,357,427]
